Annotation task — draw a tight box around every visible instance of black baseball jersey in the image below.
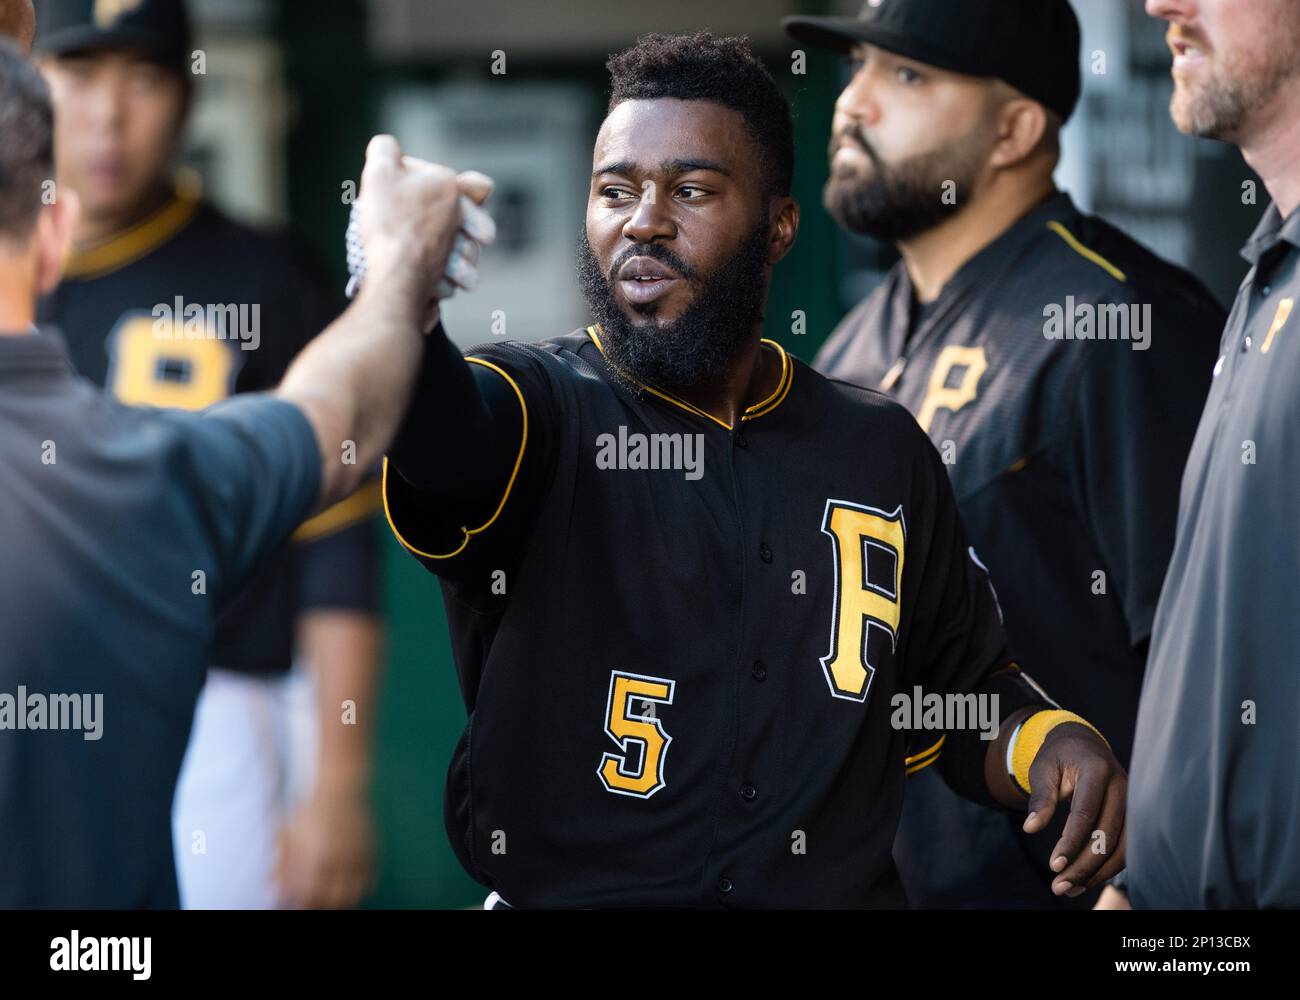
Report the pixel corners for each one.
[1129,201,1300,908]
[37,184,380,675]
[815,191,1224,906]
[383,325,1052,909]
[0,330,320,905]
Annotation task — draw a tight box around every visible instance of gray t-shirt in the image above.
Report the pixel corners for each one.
[1128,202,1300,908]
[0,330,320,907]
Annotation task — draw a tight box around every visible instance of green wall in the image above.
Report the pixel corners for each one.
[764,42,845,361]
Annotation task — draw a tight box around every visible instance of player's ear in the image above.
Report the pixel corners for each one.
[1,0,36,54]
[767,196,799,266]
[988,97,1049,171]
[33,189,80,297]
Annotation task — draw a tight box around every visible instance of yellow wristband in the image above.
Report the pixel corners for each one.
[1010,710,1109,795]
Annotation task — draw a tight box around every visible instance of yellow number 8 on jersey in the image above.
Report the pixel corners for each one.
[107,315,239,411]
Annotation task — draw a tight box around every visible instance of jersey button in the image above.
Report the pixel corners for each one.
[735,432,748,449]
[751,660,767,682]
[717,877,734,895]
[759,544,773,563]
[1243,335,1253,352]
[740,783,758,802]
[1262,284,1273,297]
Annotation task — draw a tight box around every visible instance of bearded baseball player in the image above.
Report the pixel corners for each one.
[784,0,1225,908]
[381,33,1126,909]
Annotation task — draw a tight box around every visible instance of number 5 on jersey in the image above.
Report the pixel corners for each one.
[820,500,906,702]
[598,671,676,798]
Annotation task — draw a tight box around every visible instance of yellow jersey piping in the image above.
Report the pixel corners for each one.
[64,187,202,280]
[381,357,528,560]
[905,734,945,775]
[586,324,793,430]
[1046,221,1128,283]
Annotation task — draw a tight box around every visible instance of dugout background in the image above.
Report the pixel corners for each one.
[177,0,1261,907]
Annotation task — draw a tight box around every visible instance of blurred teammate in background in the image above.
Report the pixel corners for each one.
[785,0,1224,908]
[35,0,382,909]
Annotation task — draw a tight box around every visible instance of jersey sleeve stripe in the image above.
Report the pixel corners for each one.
[904,734,945,772]
[380,357,529,561]
[291,479,381,543]
[905,743,944,776]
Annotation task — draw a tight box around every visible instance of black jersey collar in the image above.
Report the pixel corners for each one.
[883,189,1131,352]
[585,324,793,431]
[904,190,1087,305]
[63,176,202,281]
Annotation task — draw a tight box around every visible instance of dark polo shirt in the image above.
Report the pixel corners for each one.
[0,330,318,906]
[37,192,378,677]
[1129,201,1300,909]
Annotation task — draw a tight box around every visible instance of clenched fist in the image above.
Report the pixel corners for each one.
[355,134,496,327]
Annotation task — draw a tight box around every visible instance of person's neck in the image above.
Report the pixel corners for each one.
[73,181,175,247]
[1239,91,1300,219]
[676,329,777,429]
[898,175,1057,304]
[0,267,34,334]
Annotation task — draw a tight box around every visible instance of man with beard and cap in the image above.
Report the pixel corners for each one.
[380,31,1127,910]
[1123,0,1300,910]
[783,0,1225,909]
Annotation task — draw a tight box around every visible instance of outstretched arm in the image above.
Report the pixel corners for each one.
[277,135,495,512]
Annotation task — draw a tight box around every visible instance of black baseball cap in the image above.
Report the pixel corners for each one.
[783,0,1082,122]
[34,0,191,69]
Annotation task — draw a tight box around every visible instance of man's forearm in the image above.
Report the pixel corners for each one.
[298,609,382,792]
[278,286,426,511]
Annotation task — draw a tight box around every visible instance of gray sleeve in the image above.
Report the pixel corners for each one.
[170,393,321,599]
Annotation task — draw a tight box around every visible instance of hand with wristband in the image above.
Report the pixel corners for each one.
[985,707,1127,898]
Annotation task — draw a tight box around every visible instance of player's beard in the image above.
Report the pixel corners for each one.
[823,122,987,242]
[1169,29,1300,140]
[576,220,770,396]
